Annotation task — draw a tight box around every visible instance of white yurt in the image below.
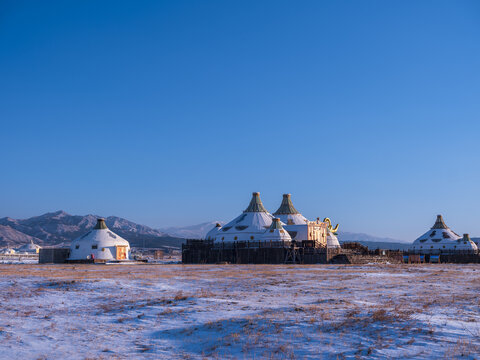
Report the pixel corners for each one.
[68,218,130,261]
[16,240,41,254]
[326,230,341,248]
[450,234,478,253]
[205,223,222,240]
[273,194,308,225]
[260,218,292,244]
[215,192,275,243]
[0,248,16,255]
[410,215,461,254]
[471,237,480,248]
[324,218,341,248]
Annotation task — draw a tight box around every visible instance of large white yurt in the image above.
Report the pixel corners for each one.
[410,215,461,254]
[273,194,308,225]
[260,218,292,244]
[215,192,275,243]
[16,240,41,254]
[68,218,130,261]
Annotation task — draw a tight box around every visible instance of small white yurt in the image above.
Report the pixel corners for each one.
[205,223,222,240]
[0,248,16,255]
[471,237,480,248]
[260,218,292,244]
[16,240,41,254]
[324,218,341,248]
[449,234,478,253]
[215,192,275,243]
[410,215,461,254]
[326,230,341,248]
[68,218,130,261]
[273,194,308,225]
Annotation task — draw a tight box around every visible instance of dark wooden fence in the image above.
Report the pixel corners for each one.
[182,239,328,264]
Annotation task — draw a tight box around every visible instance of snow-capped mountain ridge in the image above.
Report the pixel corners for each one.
[159,221,225,239]
[0,211,181,249]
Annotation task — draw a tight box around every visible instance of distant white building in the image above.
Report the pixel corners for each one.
[16,240,41,254]
[410,215,478,254]
[0,248,16,255]
[68,218,130,261]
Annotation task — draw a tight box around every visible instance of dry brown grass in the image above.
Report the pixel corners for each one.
[174,291,188,301]
[1,263,479,358]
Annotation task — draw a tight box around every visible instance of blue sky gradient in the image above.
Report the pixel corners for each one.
[1,0,480,240]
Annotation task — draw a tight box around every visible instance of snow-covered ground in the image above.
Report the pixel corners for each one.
[0,264,478,359]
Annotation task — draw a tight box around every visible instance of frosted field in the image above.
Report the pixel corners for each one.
[0,264,479,359]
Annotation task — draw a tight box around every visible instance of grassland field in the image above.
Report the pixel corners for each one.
[0,263,479,359]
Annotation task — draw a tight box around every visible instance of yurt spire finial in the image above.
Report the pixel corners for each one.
[273,194,300,215]
[94,218,108,230]
[244,192,268,213]
[431,214,447,229]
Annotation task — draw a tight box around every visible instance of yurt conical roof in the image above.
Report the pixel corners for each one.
[273,194,308,225]
[274,194,299,214]
[244,192,268,212]
[431,215,448,229]
[94,218,108,229]
[214,192,275,242]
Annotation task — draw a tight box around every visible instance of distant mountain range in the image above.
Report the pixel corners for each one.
[337,231,410,250]
[0,211,184,250]
[337,231,407,244]
[0,212,410,251]
[159,221,225,239]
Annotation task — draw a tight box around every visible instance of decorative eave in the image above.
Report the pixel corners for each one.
[244,192,268,213]
[94,218,108,230]
[273,194,299,215]
[431,215,448,229]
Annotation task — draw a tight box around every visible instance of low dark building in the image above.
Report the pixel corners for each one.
[39,248,70,264]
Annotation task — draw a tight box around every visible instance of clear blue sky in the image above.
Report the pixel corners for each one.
[1,0,480,241]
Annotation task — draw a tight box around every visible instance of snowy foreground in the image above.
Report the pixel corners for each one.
[0,264,479,359]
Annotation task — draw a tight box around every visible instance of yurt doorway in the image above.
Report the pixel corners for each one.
[116,246,127,260]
